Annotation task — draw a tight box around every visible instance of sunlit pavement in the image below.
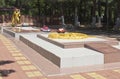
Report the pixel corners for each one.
[0,33,120,79]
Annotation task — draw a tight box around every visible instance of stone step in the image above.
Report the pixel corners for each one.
[20,34,104,68]
[37,34,119,49]
[85,42,120,63]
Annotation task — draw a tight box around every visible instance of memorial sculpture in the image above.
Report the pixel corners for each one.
[11,8,21,32]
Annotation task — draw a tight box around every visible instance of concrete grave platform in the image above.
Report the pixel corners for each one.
[37,34,119,48]
[3,28,120,68]
[14,27,40,32]
[3,26,41,39]
[85,42,120,63]
[20,34,104,68]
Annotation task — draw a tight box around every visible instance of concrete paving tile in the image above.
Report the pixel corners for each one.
[6,46,17,49]
[25,71,42,77]
[5,44,15,47]
[2,41,11,43]
[17,60,31,65]
[48,75,72,79]
[28,65,37,70]
[70,74,87,79]
[17,61,25,65]
[112,69,120,75]
[97,70,120,79]
[87,72,106,79]
[9,50,21,53]
[5,44,15,46]
[7,47,17,49]
[21,66,30,70]
[7,48,18,51]
[109,69,120,78]
[25,72,35,77]
[80,73,95,79]
[33,71,43,76]
[14,57,27,60]
[24,61,31,64]
[41,78,47,79]
[21,65,37,70]
[11,53,23,56]
[2,39,10,41]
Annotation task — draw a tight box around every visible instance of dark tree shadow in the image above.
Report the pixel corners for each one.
[0,60,15,65]
[0,60,16,77]
[0,69,15,77]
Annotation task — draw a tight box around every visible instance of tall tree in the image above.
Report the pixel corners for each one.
[0,0,5,7]
[73,0,81,26]
[114,0,120,30]
[97,0,102,27]
[91,0,97,27]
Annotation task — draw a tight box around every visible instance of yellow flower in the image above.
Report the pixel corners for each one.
[48,32,93,40]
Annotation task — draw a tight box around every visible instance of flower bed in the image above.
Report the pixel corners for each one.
[48,32,92,39]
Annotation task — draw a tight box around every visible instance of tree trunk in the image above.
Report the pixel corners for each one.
[103,0,108,28]
[115,0,120,30]
[91,0,97,27]
[75,6,79,26]
[97,0,102,28]
[60,1,65,25]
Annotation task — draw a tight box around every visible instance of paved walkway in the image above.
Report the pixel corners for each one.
[0,33,120,79]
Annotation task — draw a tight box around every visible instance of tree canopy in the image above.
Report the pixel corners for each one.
[0,0,120,28]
